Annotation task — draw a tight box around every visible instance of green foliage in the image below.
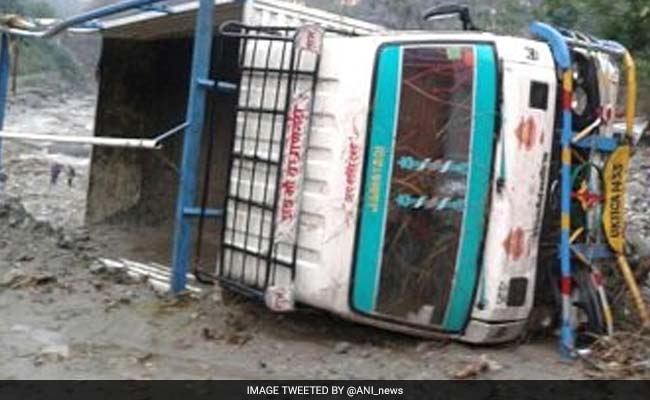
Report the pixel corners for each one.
[0,0,58,18]
[18,39,81,82]
[538,0,650,53]
[537,0,582,27]
[308,0,649,107]
[0,0,83,85]
[538,0,650,107]
[307,0,535,34]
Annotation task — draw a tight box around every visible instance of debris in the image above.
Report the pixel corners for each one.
[265,285,295,312]
[96,258,201,294]
[158,292,198,310]
[148,281,169,296]
[202,327,220,341]
[103,296,132,312]
[577,348,592,357]
[1,268,27,289]
[56,233,74,250]
[451,354,502,379]
[10,325,70,364]
[416,340,450,354]
[17,254,35,263]
[88,261,107,274]
[90,259,145,286]
[581,332,650,379]
[31,275,57,287]
[136,353,155,365]
[39,344,70,362]
[225,332,252,347]
[334,341,352,354]
[201,325,252,347]
[0,269,57,290]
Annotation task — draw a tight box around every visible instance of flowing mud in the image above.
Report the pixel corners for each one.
[1,88,648,379]
[2,87,93,228]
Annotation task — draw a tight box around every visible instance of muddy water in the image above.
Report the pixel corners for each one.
[2,88,94,228]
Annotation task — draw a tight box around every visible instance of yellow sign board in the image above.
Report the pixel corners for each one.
[603,146,631,253]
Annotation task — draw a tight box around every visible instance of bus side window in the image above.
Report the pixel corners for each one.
[529,81,549,110]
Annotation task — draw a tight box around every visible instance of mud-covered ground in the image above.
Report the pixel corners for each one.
[0,88,648,379]
[0,197,579,380]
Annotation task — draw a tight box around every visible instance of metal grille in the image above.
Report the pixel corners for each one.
[217,22,325,297]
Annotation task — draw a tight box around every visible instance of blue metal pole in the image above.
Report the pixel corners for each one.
[531,22,575,360]
[171,0,215,293]
[0,34,11,177]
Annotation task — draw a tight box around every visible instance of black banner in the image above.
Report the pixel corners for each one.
[1,381,650,400]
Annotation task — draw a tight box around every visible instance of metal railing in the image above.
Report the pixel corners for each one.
[217,22,324,297]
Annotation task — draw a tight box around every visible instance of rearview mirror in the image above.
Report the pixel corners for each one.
[422,4,478,31]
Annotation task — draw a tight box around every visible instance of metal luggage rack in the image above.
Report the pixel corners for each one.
[217,21,345,299]
[532,22,640,359]
[555,26,627,56]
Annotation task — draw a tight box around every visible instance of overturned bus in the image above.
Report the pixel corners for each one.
[215,5,642,351]
[0,1,643,355]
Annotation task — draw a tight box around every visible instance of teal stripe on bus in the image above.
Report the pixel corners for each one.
[443,45,497,331]
[352,45,402,313]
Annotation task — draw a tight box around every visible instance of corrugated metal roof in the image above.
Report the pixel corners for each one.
[96,0,384,40]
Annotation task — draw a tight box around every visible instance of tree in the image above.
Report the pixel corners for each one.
[0,1,82,85]
[306,0,535,34]
[538,0,650,105]
[0,0,57,17]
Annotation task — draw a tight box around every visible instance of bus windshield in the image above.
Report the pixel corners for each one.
[354,43,497,332]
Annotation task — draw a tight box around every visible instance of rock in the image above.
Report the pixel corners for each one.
[149,281,169,296]
[57,234,74,250]
[334,341,352,354]
[103,296,132,312]
[0,270,57,290]
[88,261,107,274]
[451,354,502,379]
[202,327,220,341]
[39,344,70,362]
[31,221,56,236]
[17,254,35,262]
[359,348,372,359]
[1,268,27,288]
[8,213,25,228]
[10,325,70,363]
[225,332,252,347]
[136,353,154,365]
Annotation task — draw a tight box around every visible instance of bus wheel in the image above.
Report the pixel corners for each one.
[573,266,607,347]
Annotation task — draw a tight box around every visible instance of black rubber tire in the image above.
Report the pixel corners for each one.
[573,266,607,346]
[571,51,601,132]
